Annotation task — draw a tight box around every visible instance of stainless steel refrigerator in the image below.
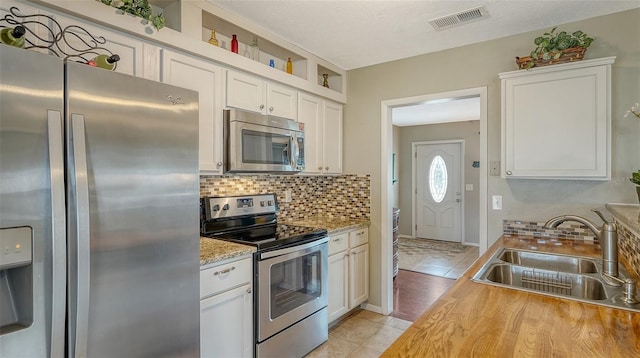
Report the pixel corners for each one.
[0,44,200,357]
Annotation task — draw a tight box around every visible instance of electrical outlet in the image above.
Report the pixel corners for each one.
[492,195,503,210]
[284,189,292,203]
[465,184,473,191]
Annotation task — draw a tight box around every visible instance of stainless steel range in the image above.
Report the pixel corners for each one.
[200,194,328,357]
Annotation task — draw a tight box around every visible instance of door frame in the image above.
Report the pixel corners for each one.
[379,86,488,315]
[412,140,465,243]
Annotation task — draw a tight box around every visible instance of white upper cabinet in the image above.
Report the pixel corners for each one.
[161,49,225,174]
[500,57,615,180]
[226,70,298,120]
[298,93,342,174]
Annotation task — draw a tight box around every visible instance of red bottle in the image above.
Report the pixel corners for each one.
[231,34,238,54]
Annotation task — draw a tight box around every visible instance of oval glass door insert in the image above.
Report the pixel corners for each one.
[429,155,447,203]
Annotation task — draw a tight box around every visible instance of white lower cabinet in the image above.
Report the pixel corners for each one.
[200,257,253,358]
[327,228,369,324]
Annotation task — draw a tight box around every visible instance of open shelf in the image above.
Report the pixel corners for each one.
[317,64,343,93]
[149,0,181,32]
[201,10,308,80]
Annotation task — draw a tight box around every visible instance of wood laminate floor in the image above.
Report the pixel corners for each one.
[390,269,455,322]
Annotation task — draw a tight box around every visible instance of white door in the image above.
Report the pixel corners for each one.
[415,142,462,242]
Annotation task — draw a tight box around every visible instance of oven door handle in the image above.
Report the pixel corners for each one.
[260,236,329,260]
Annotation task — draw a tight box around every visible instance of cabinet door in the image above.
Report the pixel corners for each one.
[349,243,369,308]
[327,252,349,323]
[298,93,323,174]
[267,83,298,120]
[502,63,610,179]
[226,70,266,114]
[323,101,343,174]
[161,50,224,173]
[200,283,253,358]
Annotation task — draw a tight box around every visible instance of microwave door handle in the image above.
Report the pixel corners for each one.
[290,134,299,167]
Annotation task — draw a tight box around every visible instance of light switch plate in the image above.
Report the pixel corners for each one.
[490,161,500,176]
[465,184,473,191]
[492,195,503,210]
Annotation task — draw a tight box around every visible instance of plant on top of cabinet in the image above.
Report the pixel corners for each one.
[625,102,640,119]
[516,27,594,69]
[98,0,165,31]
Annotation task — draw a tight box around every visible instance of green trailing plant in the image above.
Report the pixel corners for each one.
[631,170,640,186]
[531,27,594,60]
[99,0,165,31]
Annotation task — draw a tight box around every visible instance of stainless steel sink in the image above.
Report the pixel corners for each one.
[472,248,640,312]
[483,264,607,300]
[498,249,598,274]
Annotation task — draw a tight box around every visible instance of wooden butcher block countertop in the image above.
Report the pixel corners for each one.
[382,235,640,358]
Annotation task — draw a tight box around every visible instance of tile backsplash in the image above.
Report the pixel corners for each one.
[200,174,370,221]
[504,217,640,278]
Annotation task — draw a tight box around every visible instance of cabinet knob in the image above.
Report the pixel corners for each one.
[259,104,265,110]
[325,167,329,170]
[269,106,274,112]
[216,162,222,167]
[318,166,323,170]
[247,288,252,294]
[506,170,512,176]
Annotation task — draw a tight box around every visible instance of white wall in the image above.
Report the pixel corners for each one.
[344,9,640,308]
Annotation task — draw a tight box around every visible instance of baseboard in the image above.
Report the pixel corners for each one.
[360,302,384,314]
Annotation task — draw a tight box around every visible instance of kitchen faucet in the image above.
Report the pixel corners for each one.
[544,210,619,278]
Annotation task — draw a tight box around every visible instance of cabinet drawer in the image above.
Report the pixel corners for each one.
[200,257,252,299]
[349,228,368,247]
[328,233,348,255]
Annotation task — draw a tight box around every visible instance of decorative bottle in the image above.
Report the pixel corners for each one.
[88,54,120,71]
[286,58,293,74]
[250,36,259,61]
[0,25,26,48]
[208,29,219,47]
[269,59,275,68]
[231,34,238,54]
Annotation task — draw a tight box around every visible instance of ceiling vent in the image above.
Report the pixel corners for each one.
[428,6,488,31]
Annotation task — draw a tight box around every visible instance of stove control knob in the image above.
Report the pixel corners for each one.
[260,201,266,207]
[222,204,230,210]
[212,204,220,212]
[267,200,274,206]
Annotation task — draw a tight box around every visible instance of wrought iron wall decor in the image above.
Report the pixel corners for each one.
[0,6,119,69]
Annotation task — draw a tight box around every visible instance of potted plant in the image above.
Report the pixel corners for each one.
[99,0,165,31]
[631,170,640,203]
[516,27,594,69]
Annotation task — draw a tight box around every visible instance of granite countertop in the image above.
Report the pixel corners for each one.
[382,235,640,357]
[284,217,370,235]
[199,237,255,266]
[607,203,640,237]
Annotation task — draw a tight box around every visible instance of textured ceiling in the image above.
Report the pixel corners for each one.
[209,0,639,71]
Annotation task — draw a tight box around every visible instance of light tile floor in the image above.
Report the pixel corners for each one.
[305,310,412,358]
[398,238,479,279]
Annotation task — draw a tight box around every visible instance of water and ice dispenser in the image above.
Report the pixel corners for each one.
[0,227,33,334]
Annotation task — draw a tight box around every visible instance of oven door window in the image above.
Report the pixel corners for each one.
[269,249,322,319]
[242,129,291,165]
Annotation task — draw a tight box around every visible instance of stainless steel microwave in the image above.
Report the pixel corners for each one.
[224,108,305,173]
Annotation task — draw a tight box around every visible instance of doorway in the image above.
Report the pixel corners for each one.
[414,140,463,242]
[379,87,488,315]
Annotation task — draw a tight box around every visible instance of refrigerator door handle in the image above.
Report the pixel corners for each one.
[47,110,66,358]
[71,114,91,357]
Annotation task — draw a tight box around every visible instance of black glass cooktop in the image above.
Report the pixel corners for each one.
[202,223,327,251]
